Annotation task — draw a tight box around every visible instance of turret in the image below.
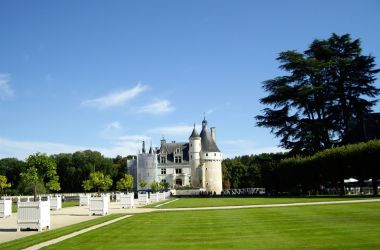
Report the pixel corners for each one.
[142,140,146,154]
[189,124,201,187]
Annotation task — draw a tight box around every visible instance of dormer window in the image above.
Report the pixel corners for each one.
[160,156,167,163]
[175,156,182,163]
[175,148,181,154]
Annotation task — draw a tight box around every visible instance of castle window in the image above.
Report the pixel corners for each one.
[191,155,192,159]
[176,148,180,154]
[175,168,182,174]
[206,153,208,156]
[175,156,182,163]
[214,153,216,156]
[161,168,166,175]
[160,156,167,163]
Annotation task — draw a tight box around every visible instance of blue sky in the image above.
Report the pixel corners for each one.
[1,0,379,159]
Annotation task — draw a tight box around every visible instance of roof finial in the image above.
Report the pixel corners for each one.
[204,112,206,121]
[193,123,196,129]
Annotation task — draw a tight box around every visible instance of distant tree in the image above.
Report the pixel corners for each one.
[116,174,134,192]
[20,153,61,199]
[150,181,160,193]
[82,171,113,193]
[0,175,11,196]
[159,180,170,190]
[0,158,26,194]
[139,179,147,190]
[20,167,40,201]
[256,33,379,155]
[82,179,93,192]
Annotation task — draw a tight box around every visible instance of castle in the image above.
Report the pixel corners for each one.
[128,117,223,194]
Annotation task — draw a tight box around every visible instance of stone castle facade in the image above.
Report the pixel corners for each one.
[128,117,223,194]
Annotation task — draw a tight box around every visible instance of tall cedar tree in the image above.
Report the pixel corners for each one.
[256,33,379,155]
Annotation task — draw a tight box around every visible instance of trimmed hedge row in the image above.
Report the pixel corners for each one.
[279,140,380,195]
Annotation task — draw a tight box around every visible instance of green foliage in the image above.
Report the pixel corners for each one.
[23,153,61,195]
[279,139,380,194]
[116,174,134,191]
[0,158,26,194]
[82,171,113,192]
[139,179,147,189]
[82,180,93,192]
[257,33,379,155]
[0,175,11,195]
[150,181,160,192]
[160,180,170,190]
[53,150,129,192]
[20,167,41,200]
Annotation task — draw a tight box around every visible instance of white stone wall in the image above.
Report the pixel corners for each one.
[204,160,223,194]
[137,153,158,190]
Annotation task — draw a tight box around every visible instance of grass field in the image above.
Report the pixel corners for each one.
[0,214,125,250]
[147,196,377,208]
[44,202,380,249]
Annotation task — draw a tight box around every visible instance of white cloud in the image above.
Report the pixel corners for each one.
[0,136,148,160]
[0,74,14,100]
[148,124,201,137]
[137,99,175,114]
[0,137,87,160]
[81,83,148,110]
[107,121,121,130]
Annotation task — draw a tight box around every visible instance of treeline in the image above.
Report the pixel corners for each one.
[222,140,380,195]
[0,150,133,195]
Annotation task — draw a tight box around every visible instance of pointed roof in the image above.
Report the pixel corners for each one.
[189,124,200,138]
[200,119,220,152]
[149,146,153,154]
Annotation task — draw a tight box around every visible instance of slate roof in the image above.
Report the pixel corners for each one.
[158,142,189,162]
[200,125,220,153]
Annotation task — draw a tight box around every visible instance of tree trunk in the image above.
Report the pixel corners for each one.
[34,183,37,201]
[339,179,345,196]
[372,178,378,196]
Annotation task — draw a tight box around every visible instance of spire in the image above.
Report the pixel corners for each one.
[189,123,200,139]
[142,140,146,154]
[202,113,208,129]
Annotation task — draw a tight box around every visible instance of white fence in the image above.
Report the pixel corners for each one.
[17,199,50,231]
[79,195,90,206]
[120,193,134,208]
[50,196,62,210]
[89,197,108,216]
[223,188,266,195]
[138,193,150,205]
[0,199,12,218]
[150,193,159,203]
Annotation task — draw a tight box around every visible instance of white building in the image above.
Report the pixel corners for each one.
[128,117,223,194]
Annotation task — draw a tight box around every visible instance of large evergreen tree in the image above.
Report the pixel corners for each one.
[256,33,379,155]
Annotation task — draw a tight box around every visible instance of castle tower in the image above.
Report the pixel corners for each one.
[189,124,201,187]
[199,117,223,194]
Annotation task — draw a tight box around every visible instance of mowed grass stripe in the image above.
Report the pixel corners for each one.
[44,203,380,249]
[0,214,126,250]
[156,196,378,208]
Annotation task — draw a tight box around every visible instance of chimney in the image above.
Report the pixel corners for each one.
[210,127,216,141]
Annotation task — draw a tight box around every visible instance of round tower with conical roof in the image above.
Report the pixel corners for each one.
[189,116,223,194]
[189,124,201,188]
[199,117,223,194]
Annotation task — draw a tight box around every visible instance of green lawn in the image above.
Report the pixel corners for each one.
[43,202,380,249]
[0,214,125,250]
[153,196,377,208]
